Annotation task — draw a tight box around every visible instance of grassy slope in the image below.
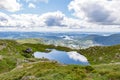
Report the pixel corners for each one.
[17,39,120,64]
[0,39,72,73]
[0,62,119,80]
[0,40,25,73]
[0,39,119,80]
[16,38,43,44]
[79,45,120,64]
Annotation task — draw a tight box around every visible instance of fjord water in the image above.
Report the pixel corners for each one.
[34,50,89,65]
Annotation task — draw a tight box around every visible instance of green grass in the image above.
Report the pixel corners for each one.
[0,39,119,80]
[93,63,120,80]
[78,45,120,64]
[16,38,43,44]
[0,61,119,80]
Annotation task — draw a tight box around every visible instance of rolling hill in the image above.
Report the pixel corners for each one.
[83,33,120,45]
[0,39,119,80]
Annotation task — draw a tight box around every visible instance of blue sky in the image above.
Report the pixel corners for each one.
[18,0,71,16]
[0,0,120,32]
[0,0,72,16]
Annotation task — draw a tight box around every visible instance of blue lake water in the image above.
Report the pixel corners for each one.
[34,50,89,65]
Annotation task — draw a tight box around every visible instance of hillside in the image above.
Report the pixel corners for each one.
[79,45,120,64]
[0,39,119,80]
[0,39,72,73]
[0,61,119,80]
[83,34,120,45]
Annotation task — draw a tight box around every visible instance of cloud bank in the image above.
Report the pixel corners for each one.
[0,0,120,32]
[0,11,120,32]
[0,11,66,29]
[68,0,120,25]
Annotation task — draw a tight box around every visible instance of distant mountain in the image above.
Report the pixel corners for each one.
[83,33,120,45]
[0,32,120,48]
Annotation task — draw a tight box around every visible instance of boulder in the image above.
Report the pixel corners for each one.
[24,48,32,53]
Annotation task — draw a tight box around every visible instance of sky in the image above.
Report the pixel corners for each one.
[0,0,120,32]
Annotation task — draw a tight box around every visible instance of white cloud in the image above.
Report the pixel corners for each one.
[68,0,120,25]
[28,3,36,8]
[10,14,44,27]
[0,11,78,30]
[0,12,10,26]
[40,11,65,27]
[0,0,21,12]
[0,0,120,32]
[0,11,120,32]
